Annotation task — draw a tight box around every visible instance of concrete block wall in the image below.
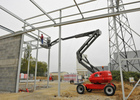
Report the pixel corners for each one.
[0,35,22,92]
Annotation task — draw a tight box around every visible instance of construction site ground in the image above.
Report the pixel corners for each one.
[0,80,140,100]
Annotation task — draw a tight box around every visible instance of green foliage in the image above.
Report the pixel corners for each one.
[37,61,47,76]
[21,58,47,76]
[111,70,140,82]
[24,44,32,59]
[111,71,120,81]
[21,44,47,76]
[21,58,28,73]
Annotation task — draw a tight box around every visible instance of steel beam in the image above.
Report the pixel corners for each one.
[25,1,140,27]
[1,7,139,40]
[25,33,38,40]
[30,0,56,24]
[24,41,37,48]
[25,0,96,21]
[126,79,140,99]
[121,58,140,61]
[73,0,84,19]
[0,25,14,33]
[0,5,34,29]
[34,7,140,29]
[115,19,140,37]
[24,39,37,43]
[24,1,140,27]
[0,5,50,38]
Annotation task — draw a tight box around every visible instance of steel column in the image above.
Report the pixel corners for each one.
[26,43,31,88]
[16,34,24,93]
[15,23,26,93]
[47,48,51,88]
[110,0,125,99]
[58,10,62,97]
[34,30,40,90]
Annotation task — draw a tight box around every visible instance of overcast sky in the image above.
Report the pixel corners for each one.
[0,0,140,73]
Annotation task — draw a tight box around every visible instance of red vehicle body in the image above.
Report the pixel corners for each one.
[89,71,112,83]
[83,71,114,90]
[77,71,116,96]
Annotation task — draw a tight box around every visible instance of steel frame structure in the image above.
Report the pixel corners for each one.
[108,0,140,72]
[0,25,15,33]
[0,0,140,99]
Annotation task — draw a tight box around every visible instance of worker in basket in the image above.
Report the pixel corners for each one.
[40,34,51,48]
[40,34,44,44]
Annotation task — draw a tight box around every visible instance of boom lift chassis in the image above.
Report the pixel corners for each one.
[41,29,116,96]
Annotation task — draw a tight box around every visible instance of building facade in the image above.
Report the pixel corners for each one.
[50,71,68,80]
[110,50,140,72]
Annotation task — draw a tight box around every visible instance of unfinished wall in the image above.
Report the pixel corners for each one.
[0,35,22,92]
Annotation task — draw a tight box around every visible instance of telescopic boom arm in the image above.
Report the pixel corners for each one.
[41,29,101,73]
[76,29,101,73]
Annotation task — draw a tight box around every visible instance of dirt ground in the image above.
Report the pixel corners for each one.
[0,81,140,100]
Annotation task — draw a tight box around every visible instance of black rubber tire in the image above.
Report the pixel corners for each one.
[108,83,116,90]
[70,80,74,84]
[112,83,116,90]
[104,85,115,96]
[86,87,92,92]
[76,85,85,94]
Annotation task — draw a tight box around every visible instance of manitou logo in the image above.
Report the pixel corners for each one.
[108,73,112,76]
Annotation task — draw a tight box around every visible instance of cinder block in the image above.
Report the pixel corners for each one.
[0,35,21,92]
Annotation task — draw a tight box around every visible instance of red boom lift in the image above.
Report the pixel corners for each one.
[41,29,116,96]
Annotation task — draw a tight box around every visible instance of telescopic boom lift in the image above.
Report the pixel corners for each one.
[40,29,116,96]
[41,29,101,73]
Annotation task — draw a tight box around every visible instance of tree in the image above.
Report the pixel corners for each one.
[21,58,28,73]
[21,58,47,76]
[24,44,32,59]
[37,61,47,76]
[21,44,32,74]
[21,44,47,76]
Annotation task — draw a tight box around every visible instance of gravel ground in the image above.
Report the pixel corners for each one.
[0,81,140,100]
